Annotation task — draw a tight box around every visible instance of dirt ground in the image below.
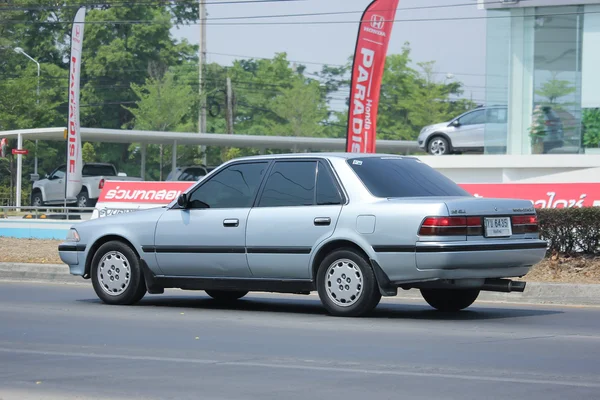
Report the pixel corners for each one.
[1,237,600,284]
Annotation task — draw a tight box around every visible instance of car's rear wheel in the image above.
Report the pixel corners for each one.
[420,288,480,312]
[428,136,450,156]
[316,249,381,317]
[76,190,90,208]
[91,241,146,305]
[205,290,248,301]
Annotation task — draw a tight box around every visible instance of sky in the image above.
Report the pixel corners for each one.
[171,0,488,108]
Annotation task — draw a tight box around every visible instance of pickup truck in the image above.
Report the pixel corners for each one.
[31,163,142,208]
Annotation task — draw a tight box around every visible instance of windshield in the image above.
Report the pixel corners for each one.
[347,157,471,198]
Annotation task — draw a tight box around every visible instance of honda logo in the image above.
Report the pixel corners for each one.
[370,15,385,30]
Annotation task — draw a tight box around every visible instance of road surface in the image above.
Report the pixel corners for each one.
[0,281,599,400]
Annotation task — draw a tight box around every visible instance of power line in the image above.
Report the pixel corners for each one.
[0,0,305,12]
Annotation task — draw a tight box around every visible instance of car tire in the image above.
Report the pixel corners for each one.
[76,190,90,208]
[420,288,480,312]
[316,248,381,317]
[205,290,248,301]
[91,240,147,305]
[427,136,451,156]
[31,192,43,207]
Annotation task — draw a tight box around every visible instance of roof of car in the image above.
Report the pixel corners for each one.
[232,152,418,162]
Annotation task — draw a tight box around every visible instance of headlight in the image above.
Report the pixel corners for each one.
[66,228,80,242]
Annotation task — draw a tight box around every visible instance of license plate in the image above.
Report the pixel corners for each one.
[484,217,512,237]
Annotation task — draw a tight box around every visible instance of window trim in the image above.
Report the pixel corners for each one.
[170,160,271,210]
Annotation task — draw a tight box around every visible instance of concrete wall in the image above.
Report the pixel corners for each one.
[416,154,600,183]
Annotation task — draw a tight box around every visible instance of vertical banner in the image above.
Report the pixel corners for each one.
[346,0,400,153]
[65,7,86,200]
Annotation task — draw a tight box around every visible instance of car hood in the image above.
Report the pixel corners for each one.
[421,122,450,133]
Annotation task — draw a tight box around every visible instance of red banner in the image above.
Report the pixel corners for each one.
[459,183,600,208]
[346,0,400,153]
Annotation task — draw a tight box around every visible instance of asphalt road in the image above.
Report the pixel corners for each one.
[1,282,600,400]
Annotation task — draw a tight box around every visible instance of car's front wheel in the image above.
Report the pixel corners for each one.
[31,192,43,207]
[428,136,451,155]
[420,288,480,312]
[91,241,147,305]
[316,249,381,317]
[205,290,248,301]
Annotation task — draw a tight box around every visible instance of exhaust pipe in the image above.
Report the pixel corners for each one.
[481,278,526,293]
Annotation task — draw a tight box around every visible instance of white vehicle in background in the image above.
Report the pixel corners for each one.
[31,162,142,208]
[165,165,209,182]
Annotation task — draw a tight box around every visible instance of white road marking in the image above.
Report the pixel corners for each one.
[1,347,599,388]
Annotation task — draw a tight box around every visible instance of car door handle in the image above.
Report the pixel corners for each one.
[314,217,331,226]
[223,219,239,227]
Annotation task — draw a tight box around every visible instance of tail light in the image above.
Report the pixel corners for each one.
[98,178,105,189]
[512,215,538,234]
[419,216,482,236]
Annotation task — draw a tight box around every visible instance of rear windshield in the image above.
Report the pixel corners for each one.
[82,164,116,176]
[347,157,471,198]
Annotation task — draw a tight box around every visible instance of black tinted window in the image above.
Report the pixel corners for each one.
[348,157,470,198]
[258,161,317,207]
[82,165,116,176]
[316,162,342,205]
[188,162,267,209]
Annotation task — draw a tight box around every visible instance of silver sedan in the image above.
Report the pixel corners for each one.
[59,153,546,317]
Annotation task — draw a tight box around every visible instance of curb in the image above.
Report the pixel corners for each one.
[0,262,83,284]
[1,262,600,307]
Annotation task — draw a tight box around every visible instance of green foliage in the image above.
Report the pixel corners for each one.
[582,108,600,148]
[537,208,600,256]
[82,142,97,163]
[535,76,577,105]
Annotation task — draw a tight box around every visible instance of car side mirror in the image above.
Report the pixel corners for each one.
[451,120,461,127]
[177,193,188,208]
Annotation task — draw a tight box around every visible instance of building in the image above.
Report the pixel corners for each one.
[480,0,600,156]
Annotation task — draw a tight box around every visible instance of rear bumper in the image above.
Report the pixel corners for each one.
[58,243,87,276]
[415,240,547,271]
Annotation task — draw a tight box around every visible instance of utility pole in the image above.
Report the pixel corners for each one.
[198,0,207,165]
[226,77,234,135]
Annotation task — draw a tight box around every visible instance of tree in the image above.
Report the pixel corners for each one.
[269,79,329,137]
[123,70,195,180]
[82,142,97,163]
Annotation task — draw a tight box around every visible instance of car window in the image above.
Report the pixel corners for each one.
[52,165,66,179]
[258,161,317,207]
[82,164,116,176]
[347,157,471,198]
[180,167,206,181]
[316,162,342,205]
[187,162,268,209]
[486,108,507,124]
[458,109,486,126]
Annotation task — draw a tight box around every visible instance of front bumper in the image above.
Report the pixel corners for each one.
[58,243,87,276]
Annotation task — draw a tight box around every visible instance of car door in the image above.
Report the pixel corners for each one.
[45,165,66,202]
[246,159,344,279]
[450,109,486,149]
[153,161,269,277]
